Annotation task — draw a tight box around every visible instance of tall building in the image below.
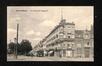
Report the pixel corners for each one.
[34,16,76,57]
[33,11,94,58]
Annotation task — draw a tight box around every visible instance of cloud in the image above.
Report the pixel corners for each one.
[36,32,41,36]
[74,16,93,30]
[7,6,93,46]
[39,20,56,27]
[8,28,16,34]
[26,30,34,35]
[26,30,41,36]
[7,28,17,43]
[33,38,41,41]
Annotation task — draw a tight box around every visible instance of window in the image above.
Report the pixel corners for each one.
[77,48,81,54]
[59,34,63,38]
[67,33,71,34]
[67,30,71,33]
[63,44,65,46]
[87,42,89,45]
[72,35,74,38]
[78,35,81,37]
[67,44,70,46]
[84,34,89,39]
[59,31,64,34]
[77,44,81,47]
[56,34,58,38]
[68,36,70,38]
[67,26,71,28]
[68,44,72,48]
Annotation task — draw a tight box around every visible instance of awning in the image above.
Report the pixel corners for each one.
[48,51,53,54]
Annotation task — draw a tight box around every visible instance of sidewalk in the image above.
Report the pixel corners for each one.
[7,55,94,61]
[7,55,32,61]
[7,55,53,61]
[46,56,94,62]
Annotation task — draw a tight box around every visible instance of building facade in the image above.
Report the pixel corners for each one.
[33,18,94,58]
[75,29,93,58]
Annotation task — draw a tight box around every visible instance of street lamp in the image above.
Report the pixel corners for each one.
[15,17,20,59]
[14,24,19,59]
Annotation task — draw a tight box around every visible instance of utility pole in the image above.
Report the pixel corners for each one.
[14,23,19,59]
[16,23,19,59]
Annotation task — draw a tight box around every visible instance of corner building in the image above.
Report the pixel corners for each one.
[40,19,76,57]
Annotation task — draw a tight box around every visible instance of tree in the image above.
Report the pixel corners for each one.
[16,43,22,55]
[20,39,32,55]
[8,42,16,54]
[8,42,21,54]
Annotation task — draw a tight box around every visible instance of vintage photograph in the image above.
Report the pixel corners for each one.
[7,6,94,61]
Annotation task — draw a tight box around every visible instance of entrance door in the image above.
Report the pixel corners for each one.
[85,48,90,58]
[66,50,72,57]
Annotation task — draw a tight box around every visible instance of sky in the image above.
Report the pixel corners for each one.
[7,6,94,48]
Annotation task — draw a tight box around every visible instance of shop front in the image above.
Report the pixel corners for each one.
[84,47,90,58]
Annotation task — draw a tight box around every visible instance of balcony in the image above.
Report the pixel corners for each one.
[58,38,74,42]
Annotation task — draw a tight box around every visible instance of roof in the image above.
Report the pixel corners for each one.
[46,22,75,39]
[65,22,75,25]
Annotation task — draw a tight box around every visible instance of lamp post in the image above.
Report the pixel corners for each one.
[14,23,19,59]
[16,23,19,59]
[15,17,20,59]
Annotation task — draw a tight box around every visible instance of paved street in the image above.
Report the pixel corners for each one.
[7,55,53,61]
[7,55,94,62]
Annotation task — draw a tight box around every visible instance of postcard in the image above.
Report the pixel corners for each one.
[7,6,94,62]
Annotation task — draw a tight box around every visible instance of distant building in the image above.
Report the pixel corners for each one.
[75,29,93,58]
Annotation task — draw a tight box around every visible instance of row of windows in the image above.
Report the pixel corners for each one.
[77,48,82,54]
[46,43,74,48]
[63,44,74,47]
[66,26,75,28]
[46,34,58,43]
[46,34,75,44]
[46,42,59,47]
[46,26,75,43]
[58,27,75,34]
[67,33,74,35]
[60,26,74,29]
[75,34,90,38]
[59,34,74,38]
[46,31,75,43]
[46,41,92,48]
[59,31,64,34]
[46,33,74,43]
[59,31,74,35]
